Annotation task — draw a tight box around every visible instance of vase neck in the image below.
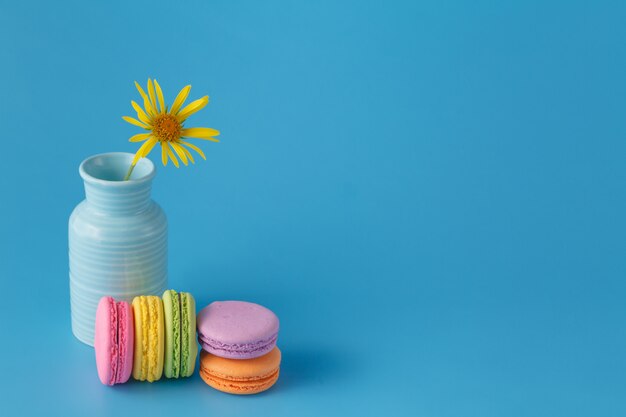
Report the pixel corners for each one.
[84,180,153,214]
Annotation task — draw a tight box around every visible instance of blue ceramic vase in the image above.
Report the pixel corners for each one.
[69,152,168,346]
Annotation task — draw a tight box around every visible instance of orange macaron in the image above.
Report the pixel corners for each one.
[199,347,281,394]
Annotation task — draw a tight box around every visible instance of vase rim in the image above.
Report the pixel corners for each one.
[79,152,156,186]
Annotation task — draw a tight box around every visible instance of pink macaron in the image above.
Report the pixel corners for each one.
[94,296,135,385]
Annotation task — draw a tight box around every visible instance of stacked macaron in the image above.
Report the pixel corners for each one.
[94,290,198,385]
[196,301,281,394]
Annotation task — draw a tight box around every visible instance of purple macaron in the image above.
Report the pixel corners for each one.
[197,301,279,359]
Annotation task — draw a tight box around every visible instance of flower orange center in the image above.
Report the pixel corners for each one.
[153,114,182,142]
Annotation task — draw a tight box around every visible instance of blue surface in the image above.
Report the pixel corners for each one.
[0,1,625,415]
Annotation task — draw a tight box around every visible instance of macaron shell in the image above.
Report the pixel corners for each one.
[94,297,117,385]
[199,347,281,395]
[162,290,181,378]
[132,296,164,382]
[181,292,197,377]
[197,301,279,359]
[115,301,134,384]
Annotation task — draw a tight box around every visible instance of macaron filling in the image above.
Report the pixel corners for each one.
[200,368,279,393]
[180,293,189,377]
[198,333,278,358]
[170,290,181,378]
[115,301,127,384]
[108,298,119,385]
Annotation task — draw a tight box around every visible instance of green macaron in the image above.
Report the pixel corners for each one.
[162,289,198,378]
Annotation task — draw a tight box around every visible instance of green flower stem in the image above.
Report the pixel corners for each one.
[123,163,136,181]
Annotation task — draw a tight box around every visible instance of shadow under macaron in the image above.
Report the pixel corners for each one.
[267,347,358,394]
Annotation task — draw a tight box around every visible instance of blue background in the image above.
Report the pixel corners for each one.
[0,0,625,415]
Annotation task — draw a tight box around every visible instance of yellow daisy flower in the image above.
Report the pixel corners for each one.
[122,78,220,179]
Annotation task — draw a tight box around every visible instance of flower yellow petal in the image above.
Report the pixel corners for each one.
[135,81,156,117]
[131,101,152,125]
[132,137,157,165]
[192,136,219,143]
[144,97,156,117]
[129,133,151,142]
[147,79,158,115]
[154,79,166,113]
[179,139,206,160]
[161,142,168,166]
[122,116,150,129]
[181,127,220,138]
[176,96,209,121]
[170,85,191,115]
[141,137,158,158]
[134,81,147,98]
[170,142,189,166]
[166,143,180,168]
[179,143,195,164]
